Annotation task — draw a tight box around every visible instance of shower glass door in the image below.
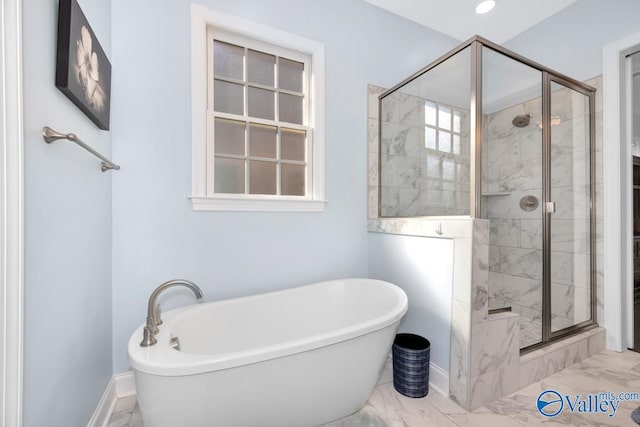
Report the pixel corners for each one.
[548,78,594,336]
[481,46,544,348]
[482,48,596,350]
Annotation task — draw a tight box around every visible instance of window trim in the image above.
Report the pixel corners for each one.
[191,4,326,212]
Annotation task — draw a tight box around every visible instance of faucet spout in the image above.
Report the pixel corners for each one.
[140,279,204,347]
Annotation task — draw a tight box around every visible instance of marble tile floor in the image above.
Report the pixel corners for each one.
[108,350,640,427]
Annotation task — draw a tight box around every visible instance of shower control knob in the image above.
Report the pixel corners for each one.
[519,195,539,212]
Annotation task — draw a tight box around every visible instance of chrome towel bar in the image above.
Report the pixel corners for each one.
[42,126,120,172]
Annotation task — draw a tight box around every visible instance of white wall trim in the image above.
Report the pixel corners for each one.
[113,371,136,397]
[428,362,449,396]
[190,196,327,212]
[87,372,136,427]
[86,377,116,427]
[0,0,24,424]
[602,31,640,351]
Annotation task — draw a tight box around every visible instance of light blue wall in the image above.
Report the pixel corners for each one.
[110,0,459,372]
[22,0,113,425]
[504,0,640,80]
[368,233,454,371]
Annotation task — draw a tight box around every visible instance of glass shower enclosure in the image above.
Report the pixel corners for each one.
[379,36,596,352]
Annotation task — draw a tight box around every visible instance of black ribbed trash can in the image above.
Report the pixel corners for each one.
[392,333,430,398]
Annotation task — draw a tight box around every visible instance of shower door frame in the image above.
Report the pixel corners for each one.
[539,73,597,347]
[476,38,598,352]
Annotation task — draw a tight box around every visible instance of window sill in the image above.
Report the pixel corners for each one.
[189,195,327,212]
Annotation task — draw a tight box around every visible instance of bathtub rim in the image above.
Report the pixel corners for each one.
[128,278,408,376]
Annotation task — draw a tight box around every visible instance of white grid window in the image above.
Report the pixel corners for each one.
[424,101,462,155]
[422,100,469,211]
[190,5,325,212]
[208,31,312,197]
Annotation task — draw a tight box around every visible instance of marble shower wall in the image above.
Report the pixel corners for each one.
[483,95,544,336]
[468,222,521,409]
[483,95,545,339]
[378,89,471,217]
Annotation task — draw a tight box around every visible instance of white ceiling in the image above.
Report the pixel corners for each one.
[364,0,578,44]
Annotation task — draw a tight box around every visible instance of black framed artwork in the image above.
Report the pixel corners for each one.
[55,0,111,130]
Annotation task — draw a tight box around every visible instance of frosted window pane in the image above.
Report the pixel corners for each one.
[281,128,305,161]
[439,130,451,153]
[425,102,436,126]
[249,124,276,158]
[215,118,245,156]
[281,163,305,196]
[456,163,468,182]
[453,111,461,133]
[279,93,303,124]
[247,49,275,87]
[279,58,304,92]
[443,159,455,181]
[425,127,436,150]
[213,41,243,80]
[439,107,451,130]
[215,158,245,194]
[453,134,461,155]
[249,161,277,195]
[427,155,440,178]
[248,87,275,120]
[214,80,244,115]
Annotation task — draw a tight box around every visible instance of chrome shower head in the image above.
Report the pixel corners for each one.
[512,113,531,128]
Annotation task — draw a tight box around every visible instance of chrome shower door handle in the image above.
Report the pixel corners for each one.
[545,201,556,214]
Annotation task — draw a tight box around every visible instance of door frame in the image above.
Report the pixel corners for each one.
[1,0,24,424]
[542,74,597,343]
[603,32,640,351]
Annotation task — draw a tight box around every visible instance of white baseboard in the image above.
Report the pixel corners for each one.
[428,362,449,396]
[87,372,136,427]
[86,377,116,427]
[114,371,136,397]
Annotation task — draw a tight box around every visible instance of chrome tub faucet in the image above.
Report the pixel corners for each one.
[140,279,204,347]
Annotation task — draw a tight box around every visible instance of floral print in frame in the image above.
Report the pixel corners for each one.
[55,0,111,130]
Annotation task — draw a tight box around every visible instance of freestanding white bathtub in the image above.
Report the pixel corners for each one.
[128,278,407,427]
